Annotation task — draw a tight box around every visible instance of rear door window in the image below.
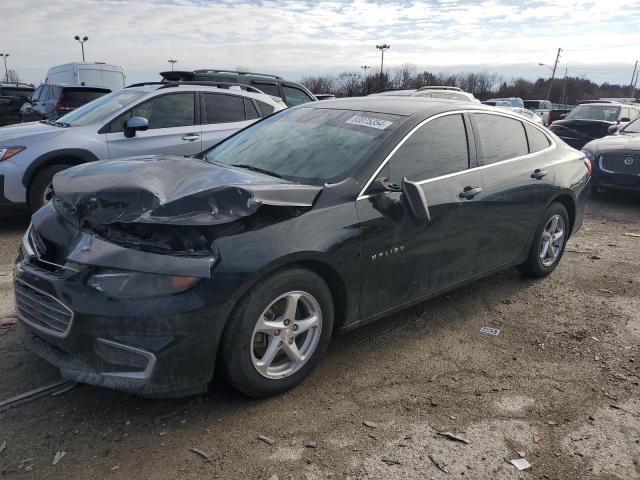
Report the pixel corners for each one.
[203,93,246,123]
[283,85,313,106]
[524,123,551,153]
[390,113,469,183]
[473,113,528,165]
[252,82,280,97]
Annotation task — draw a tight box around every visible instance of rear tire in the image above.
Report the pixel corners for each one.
[28,164,71,213]
[518,202,569,278]
[220,267,334,398]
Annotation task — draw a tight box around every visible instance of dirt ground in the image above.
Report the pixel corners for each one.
[0,193,638,480]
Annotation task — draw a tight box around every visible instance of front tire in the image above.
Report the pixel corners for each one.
[518,202,569,278]
[28,164,71,212]
[220,267,334,398]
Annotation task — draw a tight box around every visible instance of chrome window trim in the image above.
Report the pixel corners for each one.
[97,338,157,380]
[357,109,556,200]
[14,278,75,339]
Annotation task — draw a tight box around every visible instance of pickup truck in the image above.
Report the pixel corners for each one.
[524,100,554,125]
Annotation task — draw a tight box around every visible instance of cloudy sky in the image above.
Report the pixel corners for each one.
[2,0,640,86]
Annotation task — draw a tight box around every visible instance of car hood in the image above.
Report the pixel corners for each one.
[588,133,640,152]
[550,119,614,138]
[0,121,67,144]
[52,155,323,226]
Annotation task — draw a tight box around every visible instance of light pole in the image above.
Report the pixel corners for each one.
[168,59,177,71]
[74,35,89,61]
[0,53,9,83]
[376,44,390,77]
[361,65,371,77]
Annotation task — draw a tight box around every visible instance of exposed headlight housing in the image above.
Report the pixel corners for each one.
[87,270,200,298]
[0,146,26,161]
[581,149,595,163]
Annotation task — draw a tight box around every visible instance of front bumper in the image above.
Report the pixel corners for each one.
[14,249,229,398]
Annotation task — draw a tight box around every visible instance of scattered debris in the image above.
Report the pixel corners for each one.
[0,380,77,413]
[533,434,541,443]
[363,420,378,429]
[304,441,317,448]
[516,451,526,458]
[597,288,612,294]
[594,355,601,361]
[381,457,401,465]
[0,440,6,453]
[189,447,210,460]
[158,431,168,436]
[110,466,120,472]
[509,458,531,471]
[621,232,640,238]
[546,420,557,425]
[480,326,500,336]
[610,404,622,411]
[367,433,378,440]
[52,451,66,466]
[428,454,448,473]
[258,435,275,445]
[565,248,590,253]
[0,316,17,327]
[590,255,602,260]
[437,431,470,444]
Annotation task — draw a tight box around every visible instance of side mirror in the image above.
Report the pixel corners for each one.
[124,116,149,138]
[370,176,401,193]
[402,178,430,224]
[607,125,619,135]
[620,117,631,123]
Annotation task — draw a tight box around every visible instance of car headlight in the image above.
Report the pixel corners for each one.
[0,146,26,161]
[581,149,595,162]
[87,270,200,298]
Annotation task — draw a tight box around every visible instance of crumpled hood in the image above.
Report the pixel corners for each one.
[550,119,614,139]
[52,155,323,226]
[0,120,66,144]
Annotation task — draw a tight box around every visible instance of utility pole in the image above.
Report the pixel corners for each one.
[628,60,638,97]
[168,59,177,71]
[0,53,8,83]
[562,66,569,106]
[545,48,561,101]
[74,35,89,61]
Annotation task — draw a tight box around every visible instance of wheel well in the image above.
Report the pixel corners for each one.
[296,260,349,331]
[26,157,85,204]
[553,194,576,235]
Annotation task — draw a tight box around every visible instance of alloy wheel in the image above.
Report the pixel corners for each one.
[539,214,565,267]
[250,291,322,379]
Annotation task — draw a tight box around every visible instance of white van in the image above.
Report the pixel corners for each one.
[46,62,126,92]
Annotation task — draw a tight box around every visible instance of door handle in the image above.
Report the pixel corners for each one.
[181,134,200,142]
[459,186,483,199]
[531,169,548,180]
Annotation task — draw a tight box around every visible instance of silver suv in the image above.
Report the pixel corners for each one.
[0,82,285,212]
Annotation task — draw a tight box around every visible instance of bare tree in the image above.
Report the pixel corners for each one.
[300,75,336,94]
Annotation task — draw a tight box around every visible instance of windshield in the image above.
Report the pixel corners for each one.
[566,105,620,122]
[0,88,33,98]
[621,117,640,134]
[56,89,147,127]
[204,107,403,184]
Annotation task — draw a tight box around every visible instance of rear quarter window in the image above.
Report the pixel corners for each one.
[524,123,551,153]
[473,113,528,165]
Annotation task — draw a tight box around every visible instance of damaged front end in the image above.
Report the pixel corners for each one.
[14,156,323,397]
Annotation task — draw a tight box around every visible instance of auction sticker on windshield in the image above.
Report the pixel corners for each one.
[346,115,393,130]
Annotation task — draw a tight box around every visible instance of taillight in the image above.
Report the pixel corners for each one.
[583,158,592,174]
[55,103,73,111]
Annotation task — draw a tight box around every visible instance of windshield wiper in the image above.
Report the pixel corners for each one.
[229,164,283,179]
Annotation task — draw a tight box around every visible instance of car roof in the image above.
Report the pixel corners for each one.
[125,83,281,104]
[41,83,111,90]
[300,96,492,117]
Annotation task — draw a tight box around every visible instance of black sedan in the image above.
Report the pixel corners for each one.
[549,102,640,150]
[582,117,640,192]
[15,97,591,398]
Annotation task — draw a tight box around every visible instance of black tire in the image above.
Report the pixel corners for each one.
[518,202,570,278]
[220,266,334,398]
[28,164,71,212]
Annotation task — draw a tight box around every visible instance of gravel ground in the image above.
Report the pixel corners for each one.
[0,192,638,480]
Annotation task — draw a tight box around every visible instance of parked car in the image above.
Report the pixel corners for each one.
[15,97,590,398]
[582,117,640,192]
[19,84,110,122]
[46,62,126,91]
[547,108,571,125]
[524,99,554,124]
[0,83,34,126]
[482,100,512,107]
[372,86,480,103]
[0,82,284,212]
[506,106,545,126]
[549,101,640,149]
[485,97,524,108]
[314,93,336,101]
[160,69,316,106]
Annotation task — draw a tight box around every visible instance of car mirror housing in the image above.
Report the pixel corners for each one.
[370,176,401,194]
[124,116,149,138]
[402,178,430,225]
[607,125,620,135]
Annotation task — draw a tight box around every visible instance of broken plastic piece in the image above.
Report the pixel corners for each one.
[509,458,531,470]
[480,326,500,336]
